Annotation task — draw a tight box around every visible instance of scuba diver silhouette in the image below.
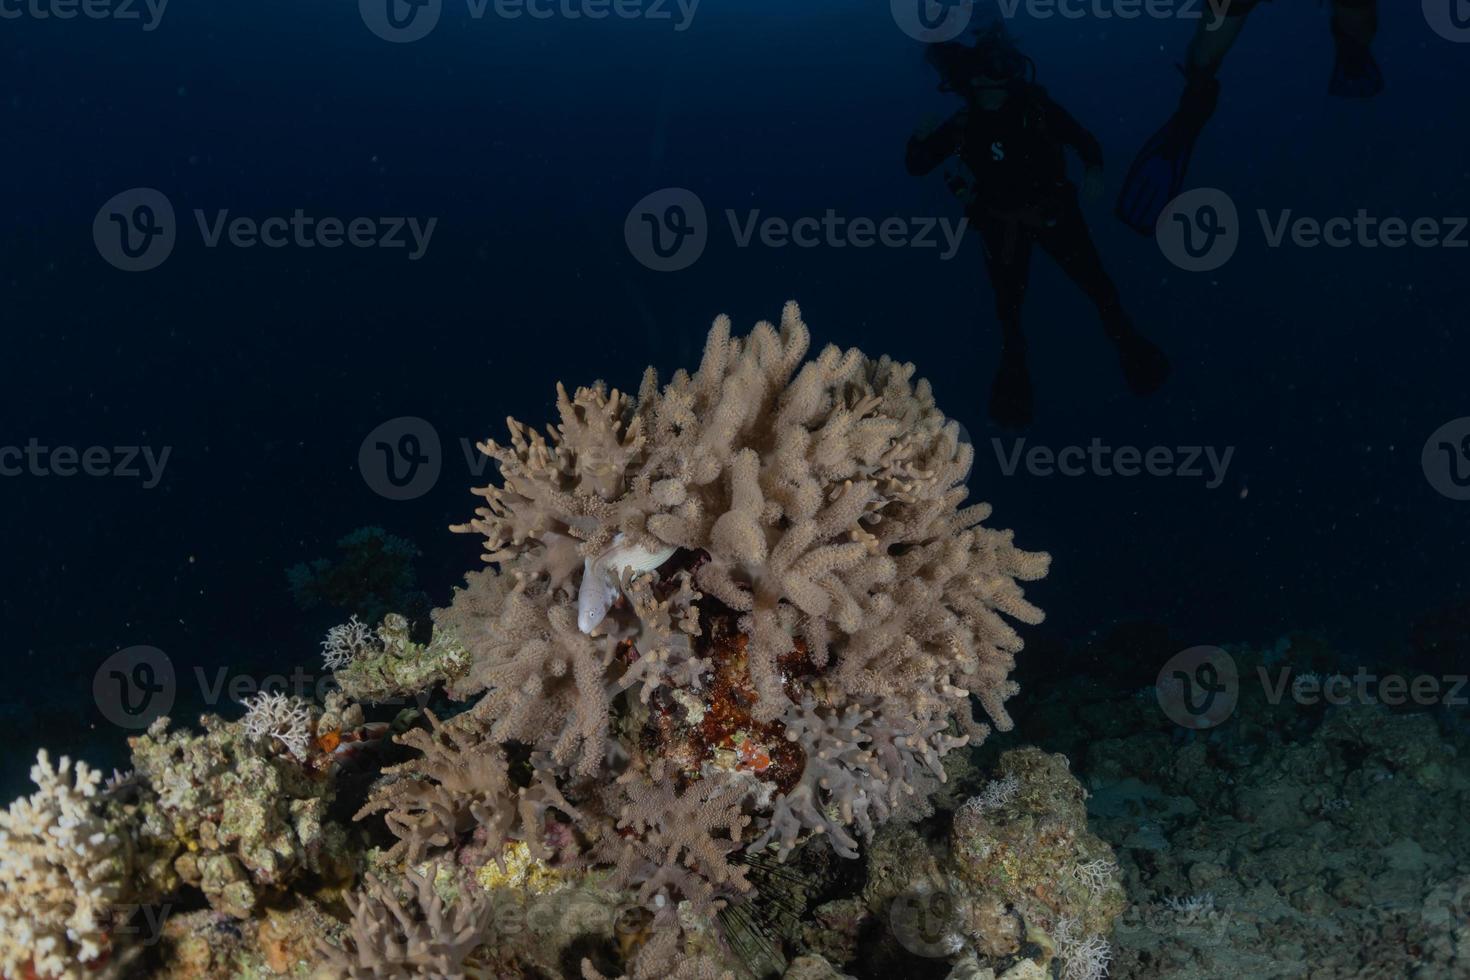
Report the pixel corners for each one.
[907,27,1170,429]
[1116,0,1383,235]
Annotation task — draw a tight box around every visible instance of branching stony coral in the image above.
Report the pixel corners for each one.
[239,691,314,760]
[321,615,376,669]
[365,303,1050,941]
[0,751,130,979]
[1055,914,1114,980]
[321,865,491,978]
[1073,858,1119,899]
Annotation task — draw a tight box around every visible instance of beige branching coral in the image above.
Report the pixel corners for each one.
[320,865,491,978]
[0,751,129,979]
[592,768,754,914]
[366,302,1049,946]
[357,709,577,865]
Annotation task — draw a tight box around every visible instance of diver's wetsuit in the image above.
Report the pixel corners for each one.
[905,83,1128,349]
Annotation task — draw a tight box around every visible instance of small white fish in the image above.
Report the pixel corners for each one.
[576,533,678,633]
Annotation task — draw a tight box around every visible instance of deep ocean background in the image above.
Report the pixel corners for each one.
[2,0,1467,793]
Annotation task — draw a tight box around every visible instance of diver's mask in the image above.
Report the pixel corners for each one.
[929,37,1035,95]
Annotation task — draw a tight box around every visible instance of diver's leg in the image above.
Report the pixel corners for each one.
[978,218,1035,428]
[1328,0,1384,98]
[1038,193,1122,323]
[1186,0,1255,79]
[1042,195,1171,396]
[1115,0,1255,235]
[1331,0,1378,45]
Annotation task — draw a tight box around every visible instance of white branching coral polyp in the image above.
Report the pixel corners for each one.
[0,751,127,979]
[239,691,314,760]
[378,302,1049,926]
[321,615,376,669]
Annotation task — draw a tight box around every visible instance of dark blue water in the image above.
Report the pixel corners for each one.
[4,0,1467,788]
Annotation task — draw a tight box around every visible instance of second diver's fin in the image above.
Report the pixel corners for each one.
[989,343,1034,429]
[1115,73,1221,237]
[1116,331,1171,396]
[1328,36,1384,99]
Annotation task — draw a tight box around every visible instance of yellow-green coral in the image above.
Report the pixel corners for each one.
[474,841,566,895]
[130,714,355,918]
[330,614,469,703]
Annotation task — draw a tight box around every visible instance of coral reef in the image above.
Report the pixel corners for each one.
[0,752,132,979]
[123,689,371,923]
[320,866,490,978]
[10,311,1470,980]
[349,303,1052,976]
[323,613,469,704]
[3,304,1080,980]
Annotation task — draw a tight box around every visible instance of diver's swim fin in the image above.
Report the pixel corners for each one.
[1328,37,1384,99]
[1116,331,1171,396]
[1115,74,1220,237]
[989,344,1033,429]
